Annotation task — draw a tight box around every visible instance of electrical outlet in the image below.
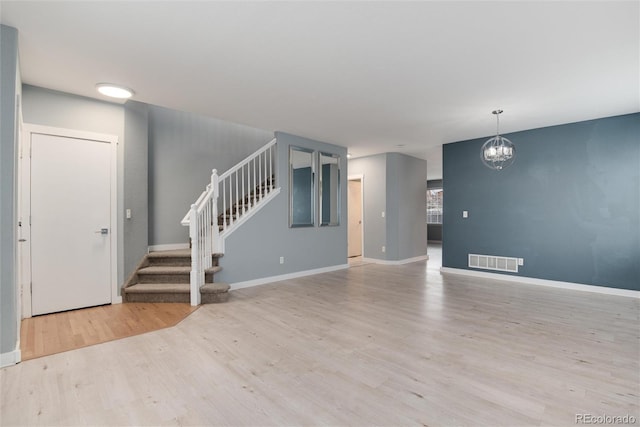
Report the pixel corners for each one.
[382,246,386,253]
[463,210,468,218]
[381,211,385,218]
[280,256,284,264]
[126,208,132,219]
[518,258,524,266]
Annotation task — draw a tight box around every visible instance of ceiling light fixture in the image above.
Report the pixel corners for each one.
[96,83,134,99]
[481,109,515,170]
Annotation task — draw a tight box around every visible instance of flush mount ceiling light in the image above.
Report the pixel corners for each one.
[481,109,515,170]
[96,83,134,99]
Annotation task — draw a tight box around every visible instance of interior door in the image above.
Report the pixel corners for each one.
[348,179,362,257]
[30,133,112,315]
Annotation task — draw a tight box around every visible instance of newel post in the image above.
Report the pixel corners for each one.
[189,203,201,306]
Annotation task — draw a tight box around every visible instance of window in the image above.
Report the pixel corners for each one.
[427,188,443,224]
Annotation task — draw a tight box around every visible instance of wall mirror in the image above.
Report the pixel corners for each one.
[319,152,340,226]
[289,146,315,227]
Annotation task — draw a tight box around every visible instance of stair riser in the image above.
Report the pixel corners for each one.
[148,257,218,267]
[138,273,216,284]
[125,292,228,304]
[138,274,188,284]
[202,292,229,304]
[148,257,191,267]
[125,292,190,303]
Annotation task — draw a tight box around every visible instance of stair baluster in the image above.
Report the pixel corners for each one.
[181,138,279,305]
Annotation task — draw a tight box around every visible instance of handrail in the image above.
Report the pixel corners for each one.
[181,184,211,226]
[182,138,277,305]
[219,138,276,180]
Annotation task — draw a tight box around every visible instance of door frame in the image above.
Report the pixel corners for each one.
[19,124,120,318]
[347,174,364,258]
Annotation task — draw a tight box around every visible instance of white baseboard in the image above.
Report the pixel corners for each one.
[1,349,21,368]
[440,267,640,299]
[230,264,350,290]
[148,243,189,252]
[361,254,429,265]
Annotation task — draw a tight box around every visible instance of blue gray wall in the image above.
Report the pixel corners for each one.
[147,105,273,245]
[123,101,149,277]
[348,154,387,259]
[443,113,640,290]
[0,24,20,360]
[216,132,348,284]
[348,152,427,261]
[386,153,428,260]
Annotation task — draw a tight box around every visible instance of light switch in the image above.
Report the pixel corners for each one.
[381,211,385,218]
[463,210,468,218]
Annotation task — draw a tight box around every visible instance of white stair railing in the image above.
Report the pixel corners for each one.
[181,138,278,305]
[218,138,276,234]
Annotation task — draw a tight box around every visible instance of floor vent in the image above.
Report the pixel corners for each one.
[468,254,519,273]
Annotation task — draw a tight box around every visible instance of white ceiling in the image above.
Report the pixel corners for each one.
[2,1,638,179]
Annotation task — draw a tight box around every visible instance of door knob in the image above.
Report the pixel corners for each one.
[95,228,109,235]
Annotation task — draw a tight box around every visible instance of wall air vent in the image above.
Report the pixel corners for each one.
[468,254,519,273]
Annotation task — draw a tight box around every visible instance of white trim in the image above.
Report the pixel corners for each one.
[440,267,640,299]
[0,349,21,368]
[19,126,32,318]
[19,124,120,318]
[230,263,350,290]
[23,124,118,145]
[148,243,190,252]
[362,254,429,265]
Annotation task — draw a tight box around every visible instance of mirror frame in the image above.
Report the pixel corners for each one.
[289,146,315,228]
[318,152,341,226]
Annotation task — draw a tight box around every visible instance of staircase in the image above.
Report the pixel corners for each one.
[122,249,230,303]
[123,138,279,305]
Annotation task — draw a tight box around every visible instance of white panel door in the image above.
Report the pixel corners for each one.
[31,133,112,315]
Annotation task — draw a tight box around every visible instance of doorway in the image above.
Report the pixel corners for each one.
[20,125,119,317]
[348,176,363,258]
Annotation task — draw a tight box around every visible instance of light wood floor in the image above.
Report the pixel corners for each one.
[20,303,199,360]
[2,247,638,426]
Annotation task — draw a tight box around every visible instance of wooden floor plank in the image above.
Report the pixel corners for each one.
[19,302,198,361]
[3,246,639,426]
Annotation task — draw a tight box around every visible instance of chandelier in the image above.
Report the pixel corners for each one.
[481,109,515,170]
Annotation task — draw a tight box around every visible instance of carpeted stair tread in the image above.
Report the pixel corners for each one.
[148,249,224,259]
[125,283,189,293]
[200,282,231,294]
[138,265,222,275]
[148,249,191,258]
[138,266,191,275]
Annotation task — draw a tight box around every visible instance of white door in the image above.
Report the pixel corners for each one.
[348,179,363,257]
[31,133,112,315]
